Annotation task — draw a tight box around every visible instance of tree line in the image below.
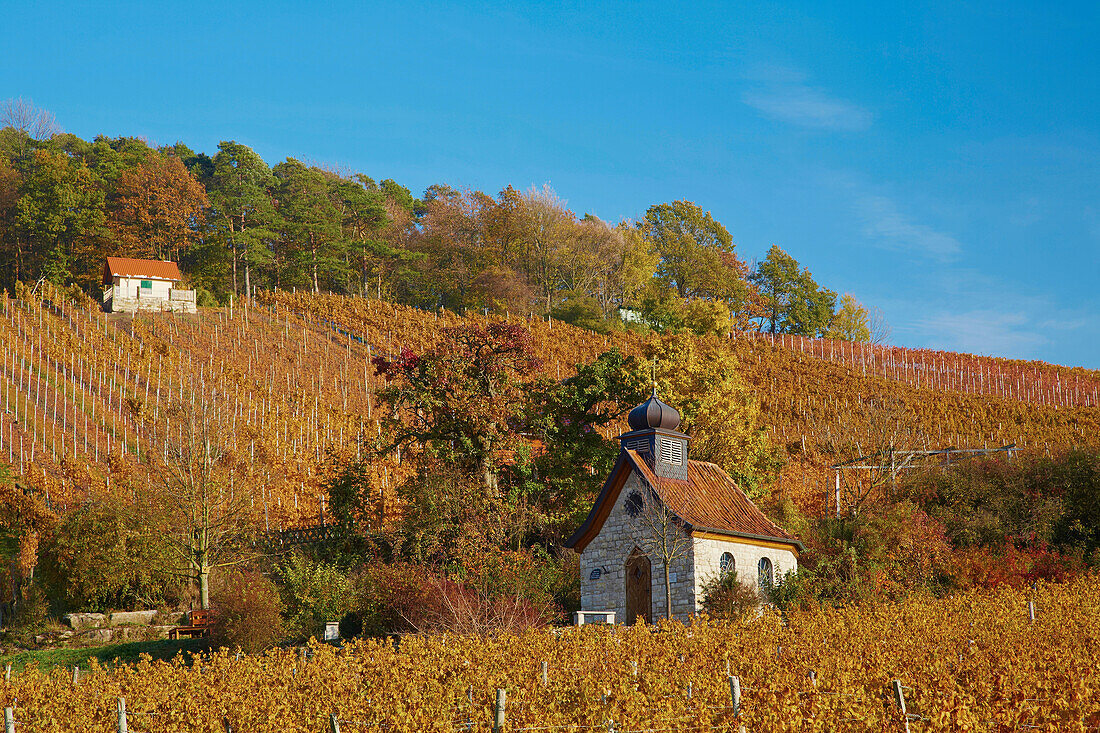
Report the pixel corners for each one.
[0,101,883,340]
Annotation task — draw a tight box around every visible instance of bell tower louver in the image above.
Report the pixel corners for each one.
[619,389,689,481]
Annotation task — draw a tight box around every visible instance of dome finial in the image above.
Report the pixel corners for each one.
[627,389,681,432]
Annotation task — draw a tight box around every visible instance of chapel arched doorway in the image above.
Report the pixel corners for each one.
[625,548,651,625]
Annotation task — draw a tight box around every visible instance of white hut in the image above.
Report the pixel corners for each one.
[103,257,196,313]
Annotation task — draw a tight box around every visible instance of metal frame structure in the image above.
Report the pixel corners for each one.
[828,443,1017,518]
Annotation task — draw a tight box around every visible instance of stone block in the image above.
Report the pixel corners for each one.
[85,628,115,644]
[108,610,158,627]
[64,612,106,630]
[117,626,155,641]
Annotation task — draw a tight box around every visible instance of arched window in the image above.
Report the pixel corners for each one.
[757,557,774,591]
[719,552,735,576]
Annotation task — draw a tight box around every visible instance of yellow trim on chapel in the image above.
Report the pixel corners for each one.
[690,530,801,556]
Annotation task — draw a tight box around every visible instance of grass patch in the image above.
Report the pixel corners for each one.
[0,638,207,673]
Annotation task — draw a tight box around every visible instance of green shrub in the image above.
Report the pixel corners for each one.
[683,298,731,336]
[1050,449,1100,556]
[194,288,220,308]
[39,497,181,612]
[209,569,284,653]
[277,552,353,639]
[325,460,375,532]
[550,292,611,333]
[1,583,51,647]
[767,569,817,612]
[700,569,761,621]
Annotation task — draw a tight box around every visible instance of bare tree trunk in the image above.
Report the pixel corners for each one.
[9,560,19,609]
[630,486,692,623]
[480,454,498,497]
[229,216,239,297]
[311,233,319,293]
[664,564,673,620]
[199,566,210,609]
[157,407,251,613]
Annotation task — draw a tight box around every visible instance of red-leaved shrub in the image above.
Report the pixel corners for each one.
[210,569,284,653]
[946,542,1083,589]
[354,560,557,636]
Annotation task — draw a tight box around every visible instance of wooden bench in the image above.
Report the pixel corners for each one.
[169,609,212,639]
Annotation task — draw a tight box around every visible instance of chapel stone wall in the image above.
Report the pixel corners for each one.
[579,471,698,621]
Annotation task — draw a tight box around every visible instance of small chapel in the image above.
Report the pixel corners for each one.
[564,390,802,623]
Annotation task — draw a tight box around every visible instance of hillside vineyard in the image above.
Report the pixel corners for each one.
[2,578,1098,731]
[0,283,1096,526]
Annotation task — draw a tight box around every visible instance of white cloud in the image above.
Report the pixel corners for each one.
[815,169,964,261]
[909,310,1046,357]
[854,193,963,261]
[743,83,872,132]
[891,276,1093,361]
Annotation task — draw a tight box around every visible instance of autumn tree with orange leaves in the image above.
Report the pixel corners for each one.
[372,322,540,497]
[108,153,208,261]
[0,464,56,627]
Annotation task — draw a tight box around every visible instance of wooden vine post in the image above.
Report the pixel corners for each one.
[492,689,506,733]
[892,680,910,733]
[729,676,741,717]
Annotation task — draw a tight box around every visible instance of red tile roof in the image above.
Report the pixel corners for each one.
[564,448,801,552]
[103,257,182,284]
[626,450,799,544]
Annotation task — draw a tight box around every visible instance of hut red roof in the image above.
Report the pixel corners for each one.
[103,257,182,284]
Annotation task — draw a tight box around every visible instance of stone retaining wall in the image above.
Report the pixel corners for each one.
[63,609,172,630]
[107,295,196,314]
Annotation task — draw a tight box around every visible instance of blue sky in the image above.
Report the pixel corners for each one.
[3,1,1099,367]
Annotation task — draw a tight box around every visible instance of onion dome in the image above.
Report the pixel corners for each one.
[627,389,681,431]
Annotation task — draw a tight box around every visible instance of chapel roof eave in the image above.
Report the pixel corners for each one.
[561,451,633,551]
[689,525,805,554]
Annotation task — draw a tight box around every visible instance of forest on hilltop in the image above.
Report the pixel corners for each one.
[0,102,876,342]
